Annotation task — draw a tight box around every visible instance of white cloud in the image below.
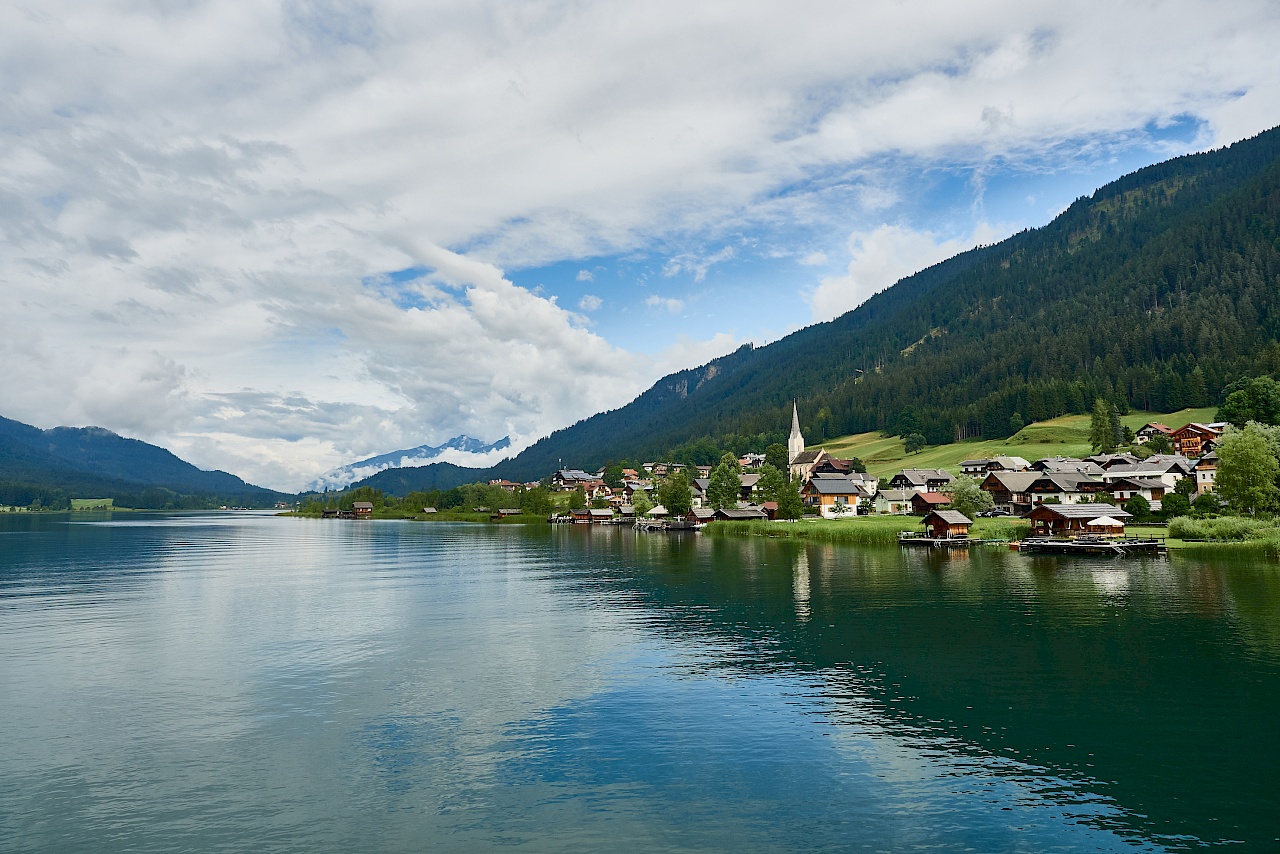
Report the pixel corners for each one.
[576,269,594,282]
[645,295,685,313]
[808,223,1004,322]
[800,251,828,267]
[3,1,1280,488]
[577,293,603,311]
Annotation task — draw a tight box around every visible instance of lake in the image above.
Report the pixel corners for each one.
[2,512,1278,851]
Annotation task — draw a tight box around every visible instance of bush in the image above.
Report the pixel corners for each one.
[1168,515,1280,541]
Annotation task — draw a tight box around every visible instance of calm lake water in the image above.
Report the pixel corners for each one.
[2,513,1279,852]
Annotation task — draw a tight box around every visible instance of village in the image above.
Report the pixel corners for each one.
[525,406,1228,552]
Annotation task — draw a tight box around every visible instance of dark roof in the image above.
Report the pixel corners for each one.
[923,510,972,525]
[715,508,768,520]
[588,509,614,517]
[982,471,1040,492]
[806,478,870,495]
[352,502,374,509]
[790,450,823,465]
[1026,504,1133,520]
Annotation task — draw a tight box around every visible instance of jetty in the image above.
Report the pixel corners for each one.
[1018,536,1166,556]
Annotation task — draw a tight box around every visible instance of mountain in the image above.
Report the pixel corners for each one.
[0,415,285,508]
[353,125,1280,494]
[307,435,511,491]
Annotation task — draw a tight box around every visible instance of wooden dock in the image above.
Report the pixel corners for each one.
[1018,536,1166,556]
[897,533,974,549]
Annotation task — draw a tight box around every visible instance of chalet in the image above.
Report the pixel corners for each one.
[812,466,878,493]
[1084,453,1141,469]
[570,508,592,523]
[1108,477,1166,504]
[1025,473,1109,505]
[873,488,916,515]
[617,504,636,518]
[588,508,615,523]
[740,453,766,468]
[802,477,874,518]
[1032,457,1105,476]
[959,456,1031,476]
[738,473,761,501]
[1195,451,1218,495]
[920,509,972,539]
[890,468,954,491]
[759,501,779,520]
[910,491,951,515]
[352,501,374,518]
[686,508,716,524]
[488,479,522,491]
[979,471,1040,514]
[646,505,669,518]
[1135,422,1173,444]
[553,469,596,490]
[1025,504,1132,538]
[1171,422,1226,457]
[1100,458,1192,489]
[714,507,768,521]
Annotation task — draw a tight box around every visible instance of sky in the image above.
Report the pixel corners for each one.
[3,1,1280,491]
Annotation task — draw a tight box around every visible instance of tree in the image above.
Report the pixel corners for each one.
[764,443,790,474]
[904,433,926,454]
[590,495,610,509]
[719,451,741,472]
[940,476,993,519]
[776,477,805,520]
[602,463,625,489]
[756,463,787,504]
[567,485,587,510]
[1215,423,1280,515]
[1090,398,1117,453]
[707,461,741,510]
[657,469,692,517]
[1145,433,1174,454]
[1109,405,1124,449]
[1174,477,1197,498]
[1009,412,1025,434]
[1161,492,1191,521]
[1192,492,1220,517]
[1218,376,1280,427]
[1124,494,1151,522]
[847,457,867,473]
[631,489,653,517]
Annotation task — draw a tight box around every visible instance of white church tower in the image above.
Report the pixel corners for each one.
[788,401,805,463]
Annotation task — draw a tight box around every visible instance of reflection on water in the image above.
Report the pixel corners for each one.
[2,514,1278,852]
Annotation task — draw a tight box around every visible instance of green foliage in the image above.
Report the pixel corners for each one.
[756,463,787,504]
[1144,433,1174,454]
[567,485,587,510]
[847,456,867,473]
[1217,376,1280,427]
[719,451,741,472]
[939,475,992,519]
[1090,398,1118,453]
[707,461,740,510]
[776,477,805,520]
[657,469,693,517]
[1168,515,1280,541]
[903,433,926,454]
[1123,494,1151,521]
[1192,492,1221,517]
[1009,412,1025,434]
[1161,492,1191,520]
[764,443,790,475]
[1174,477,1198,497]
[1216,423,1280,514]
[631,489,653,516]
[602,463,625,489]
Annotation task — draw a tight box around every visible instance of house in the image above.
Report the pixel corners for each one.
[1084,453,1141,469]
[890,468,954,491]
[1171,422,1227,457]
[588,508,615,523]
[352,501,373,518]
[759,501,779,520]
[570,508,593,523]
[959,457,1031,476]
[1024,473,1109,505]
[686,508,716,524]
[910,491,951,515]
[802,477,874,518]
[811,464,879,493]
[920,509,972,539]
[714,507,768,521]
[738,473,761,501]
[1195,451,1218,495]
[553,469,597,490]
[873,488,916,515]
[422,507,437,514]
[1032,457,1105,476]
[1135,422,1173,444]
[1100,458,1192,489]
[1108,477,1166,504]
[1025,504,1132,538]
[979,471,1040,514]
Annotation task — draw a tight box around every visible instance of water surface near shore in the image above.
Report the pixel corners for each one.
[2,513,1278,851]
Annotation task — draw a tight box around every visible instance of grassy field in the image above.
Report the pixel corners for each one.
[814,407,1219,480]
[70,498,115,510]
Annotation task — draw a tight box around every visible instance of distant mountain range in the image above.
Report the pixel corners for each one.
[307,435,511,492]
[349,125,1280,495]
[0,415,285,508]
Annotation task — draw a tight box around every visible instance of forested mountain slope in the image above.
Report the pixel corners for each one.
[0,416,285,507]
[358,126,1280,491]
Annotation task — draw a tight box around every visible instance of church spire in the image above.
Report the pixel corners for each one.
[788,400,804,463]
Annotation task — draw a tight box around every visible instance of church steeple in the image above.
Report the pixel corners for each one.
[788,400,804,463]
